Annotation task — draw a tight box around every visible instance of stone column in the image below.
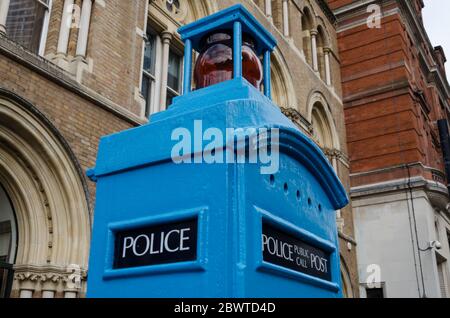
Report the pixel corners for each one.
[19,290,33,298]
[57,0,74,55]
[159,31,172,112]
[0,0,10,34]
[42,290,55,298]
[264,0,272,20]
[76,0,93,57]
[310,30,318,71]
[282,0,290,37]
[64,291,77,298]
[324,48,332,85]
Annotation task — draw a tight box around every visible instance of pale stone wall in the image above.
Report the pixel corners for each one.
[353,181,450,298]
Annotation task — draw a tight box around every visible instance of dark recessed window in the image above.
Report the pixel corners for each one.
[5,0,50,55]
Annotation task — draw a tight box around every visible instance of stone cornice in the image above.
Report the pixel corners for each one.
[351,175,450,215]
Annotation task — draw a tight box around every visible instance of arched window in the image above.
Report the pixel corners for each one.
[301,7,313,66]
[316,26,327,80]
[311,102,334,149]
[270,51,297,110]
[308,93,342,173]
[142,0,216,116]
[315,25,333,86]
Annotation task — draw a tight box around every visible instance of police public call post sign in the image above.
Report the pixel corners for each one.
[262,222,331,282]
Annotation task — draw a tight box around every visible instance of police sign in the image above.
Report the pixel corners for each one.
[262,222,331,281]
[113,218,198,269]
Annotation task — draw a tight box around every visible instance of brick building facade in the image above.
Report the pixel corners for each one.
[0,0,358,298]
[328,0,450,297]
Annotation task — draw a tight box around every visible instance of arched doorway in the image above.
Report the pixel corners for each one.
[0,91,90,298]
[0,184,17,298]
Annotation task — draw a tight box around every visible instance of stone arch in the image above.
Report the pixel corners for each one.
[184,0,218,23]
[0,90,90,297]
[307,91,340,150]
[271,49,297,110]
[301,5,315,65]
[150,0,217,27]
[340,255,354,298]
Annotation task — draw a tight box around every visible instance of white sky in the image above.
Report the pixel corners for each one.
[422,0,450,77]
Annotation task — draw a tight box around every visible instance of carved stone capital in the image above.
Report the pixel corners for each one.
[12,264,87,297]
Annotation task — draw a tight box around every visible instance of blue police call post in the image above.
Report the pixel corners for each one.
[86,5,349,298]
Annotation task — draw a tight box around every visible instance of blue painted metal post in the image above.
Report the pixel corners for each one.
[183,39,192,95]
[233,21,242,79]
[264,50,271,99]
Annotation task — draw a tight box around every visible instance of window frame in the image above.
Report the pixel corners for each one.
[140,25,163,118]
[141,28,160,117]
[140,23,184,117]
[38,0,52,56]
[165,47,183,108]
[5,0,52,56]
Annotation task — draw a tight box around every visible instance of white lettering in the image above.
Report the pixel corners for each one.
[133,234,150,256]
[149,233,159,254]
[164,229,180,253]
[122,237,134,258]
[180,228,191,251]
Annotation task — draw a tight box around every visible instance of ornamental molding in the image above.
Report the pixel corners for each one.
[280,106,312,132]
[13,264,87,291]
[151,0,189,25]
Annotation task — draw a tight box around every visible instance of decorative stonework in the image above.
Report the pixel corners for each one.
[12,264,87,298]
[280,106,311,133]
[323,148,350,167]
[153,0,188,23]
[0,94,91,298]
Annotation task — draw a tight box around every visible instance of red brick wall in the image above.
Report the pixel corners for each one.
[336,6,449,187]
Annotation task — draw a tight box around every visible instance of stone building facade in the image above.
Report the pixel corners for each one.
[328,0,450,297]
[0,0,358,298]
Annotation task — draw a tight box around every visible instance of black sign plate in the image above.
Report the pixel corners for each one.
[114,218,198,269]
[262,222,332,281]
